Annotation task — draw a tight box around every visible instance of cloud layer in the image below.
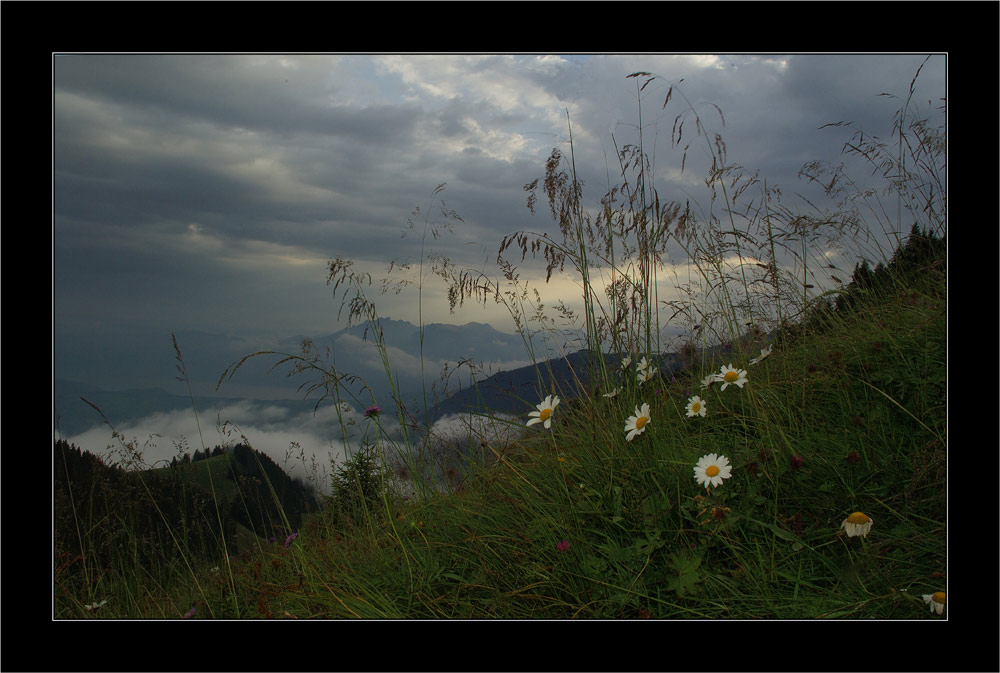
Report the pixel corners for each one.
[66,396,528,495]
[55,54,944,338]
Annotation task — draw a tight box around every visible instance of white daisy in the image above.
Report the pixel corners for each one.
[636,357,654,385]
[685,395,707,417]
[748,343,773,366]
[700,373,723,389]
[620,356,632,371]
[624,403,651,441]
[693,453,732,489]
[602,387,622,398]
[718,364,748,391]
[526,394,560,429]
[840,511,874,538]
[922,591,945,615]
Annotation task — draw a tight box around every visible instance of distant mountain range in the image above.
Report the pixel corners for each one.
[53,318,698,438]
[53,318,591,436]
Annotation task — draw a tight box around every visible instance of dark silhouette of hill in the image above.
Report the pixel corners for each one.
[427,348,686,425]
[54,438,319,595]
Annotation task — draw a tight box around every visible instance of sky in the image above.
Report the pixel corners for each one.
[52,53,946,471]
[53,53,945,339]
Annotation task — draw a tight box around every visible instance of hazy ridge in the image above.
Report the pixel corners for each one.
[54,318,694,440]
[53,318,590,436]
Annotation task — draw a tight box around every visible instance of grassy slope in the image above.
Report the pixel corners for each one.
[147,453,241,501]
[57,251,945,624]
[190,257,945,621]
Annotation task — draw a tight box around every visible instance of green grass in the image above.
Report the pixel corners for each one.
[147,453,236,497]
[54,62,946,623]
[60,258,943,621]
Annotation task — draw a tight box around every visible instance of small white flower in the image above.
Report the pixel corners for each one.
[718,363,748,390]
[602,387,622,398]
[685,395,707,417]
[700,373,723,389]
[526,394,560,429]
[624,403,651,442]
[83,599,108,611]
[620,356,632,371]
[636,357,654,385]
[841,512,874,538]
[922,591,946,615]
[748,343,773,366]
[693,453,732,489]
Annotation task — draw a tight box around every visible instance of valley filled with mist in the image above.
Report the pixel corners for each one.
[55,318,690,486]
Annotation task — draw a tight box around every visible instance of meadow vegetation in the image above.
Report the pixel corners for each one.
[54,61,945,620]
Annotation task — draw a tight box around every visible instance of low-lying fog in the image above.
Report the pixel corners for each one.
[65,399,524,496]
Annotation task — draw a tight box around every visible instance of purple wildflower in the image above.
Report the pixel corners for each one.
[791,454,804,470]
[556,539,570,553]
[364,405,381,418]
[284,532,298,549]
[183,607,196,619]
[269,537,276,544]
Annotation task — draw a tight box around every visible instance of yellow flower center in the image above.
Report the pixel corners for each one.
[931,591,945,604]
[706,465,720,477]
[692,402,701,412]
[635,416,647,430]
[846,512,870,524]
[539,408,551,422]
[724,371,739,383]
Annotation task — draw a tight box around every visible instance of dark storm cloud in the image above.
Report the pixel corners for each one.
[53,54,441,272]
[54,55,421,143]
[54,53,946,367]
